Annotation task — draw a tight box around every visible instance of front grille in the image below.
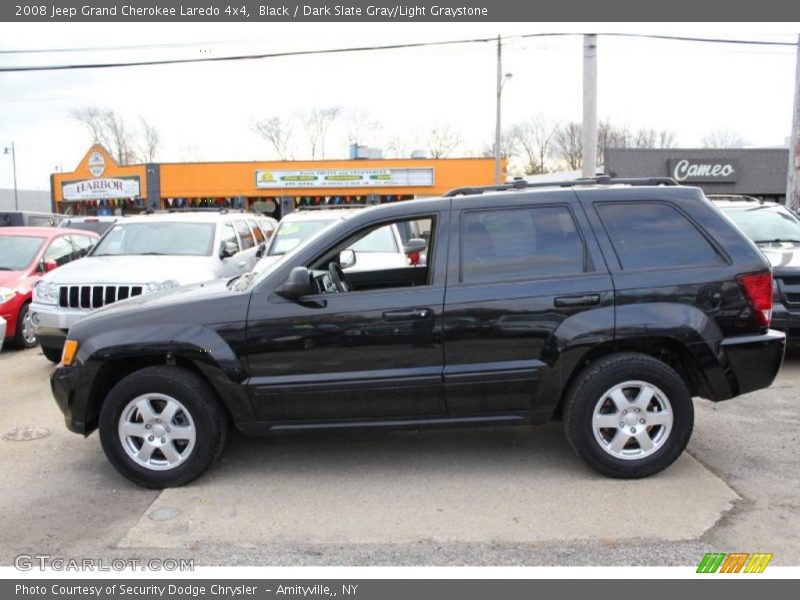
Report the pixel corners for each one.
[58,285,144,309]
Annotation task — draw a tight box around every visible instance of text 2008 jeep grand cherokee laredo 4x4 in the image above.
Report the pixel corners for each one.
[50,177,785,488]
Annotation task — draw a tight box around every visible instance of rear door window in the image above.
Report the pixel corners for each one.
[234,220,255,250]
[460,205,585,284]
[248,219,265,244]
[595,202,725,270]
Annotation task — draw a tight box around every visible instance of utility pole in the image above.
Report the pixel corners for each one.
[786,34,800,210]
[582,34,598,179]
[494,35,503,184]
[3,142,18,211]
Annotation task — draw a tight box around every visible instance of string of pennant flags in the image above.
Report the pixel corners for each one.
[83,195,409,210]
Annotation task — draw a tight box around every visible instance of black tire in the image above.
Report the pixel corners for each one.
[98,366,227,488]
[562,352,694,479]
[41,345,63,363]
[13,303,37,349]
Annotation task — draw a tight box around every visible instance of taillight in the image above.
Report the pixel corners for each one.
[737,272,773,327]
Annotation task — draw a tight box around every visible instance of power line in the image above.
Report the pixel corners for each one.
[0,32,795,73]
[0,36,502,72]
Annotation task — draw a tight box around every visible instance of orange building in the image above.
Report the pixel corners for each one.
[51,145,504,218]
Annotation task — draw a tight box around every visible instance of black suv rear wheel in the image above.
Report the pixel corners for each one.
[98,366,227,488]
[563,353,694,478]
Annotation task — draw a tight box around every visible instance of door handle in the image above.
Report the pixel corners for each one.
[383,308,432,321]
[554,294,601,308]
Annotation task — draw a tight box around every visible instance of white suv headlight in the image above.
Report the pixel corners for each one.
[0,287,16,305]
[145,280,179,293]
[33,281,59,305]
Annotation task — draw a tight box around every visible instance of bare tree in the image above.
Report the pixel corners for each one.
[702,129,747,148]
[300,106,341,159]
[343,108,382,147]
[422,124,462,159]
[552,121,583,170]
[70,107,160,165]
[252,116,295,160]
[383,135,410,159]
[137,116,160,162]
[508,116,558,174]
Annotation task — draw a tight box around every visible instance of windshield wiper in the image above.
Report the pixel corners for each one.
[0,267,13,271]
[754,238,800,244]
[139,252,167,255]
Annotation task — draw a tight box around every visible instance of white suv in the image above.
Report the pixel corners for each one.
[253,207,426,275]
[31,211,267,362]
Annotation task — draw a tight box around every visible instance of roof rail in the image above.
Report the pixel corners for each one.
[445,176,679,197]
[164,207,245,214]
[706,194,763,204]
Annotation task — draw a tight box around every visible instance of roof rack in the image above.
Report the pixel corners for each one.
[296,204,367,211]
[445,176,679,197]
[163,207,245,213]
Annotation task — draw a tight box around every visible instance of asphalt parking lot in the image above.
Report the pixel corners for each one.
[0,345,798,566]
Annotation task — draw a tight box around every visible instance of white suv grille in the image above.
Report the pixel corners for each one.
[58,285,144,309]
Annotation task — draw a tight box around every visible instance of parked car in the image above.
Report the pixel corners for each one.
[51,177,784,488]
[58,215,123,235]
[712,196,800,338]
[253,207,425,275]
[0,211,59,228]
[0,227,99,351]
[31,211,266,362]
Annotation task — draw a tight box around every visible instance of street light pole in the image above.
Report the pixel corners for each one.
[494,36,513,185]
[3,142,18,211]
[786,34,800,210]
[582,34,598,179]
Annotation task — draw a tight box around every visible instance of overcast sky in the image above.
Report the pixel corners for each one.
[0,22,798,190]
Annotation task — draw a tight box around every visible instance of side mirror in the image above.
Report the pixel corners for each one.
[403,238,427,255]
[220,241,239,259]
[40,259,58,273]
[339,249,356,269]
[276,266,315,300]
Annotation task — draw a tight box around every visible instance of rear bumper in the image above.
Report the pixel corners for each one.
[719,329,785,398]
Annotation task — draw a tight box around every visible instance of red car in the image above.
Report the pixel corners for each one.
[0,227,99,350]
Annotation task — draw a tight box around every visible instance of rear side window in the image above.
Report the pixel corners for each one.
[596,202,724,270]
[248,219,265,244]
[234,220,255,250]
[461,206,585,284]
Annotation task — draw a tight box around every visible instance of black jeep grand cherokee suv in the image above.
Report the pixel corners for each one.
[51,178,785,488]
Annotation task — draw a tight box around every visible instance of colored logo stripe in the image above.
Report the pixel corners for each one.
[697,552,773,573]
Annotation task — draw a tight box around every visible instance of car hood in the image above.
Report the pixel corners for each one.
[756,242,800,272]
[0,270,26,289]
[41,255,218,285]
[78,277,234,322]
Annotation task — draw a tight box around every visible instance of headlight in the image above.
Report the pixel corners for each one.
[145,280,179,293]
[0,286,16,304]
[33,281,59,305]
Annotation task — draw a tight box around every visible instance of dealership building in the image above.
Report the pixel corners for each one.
[605,148,791,203]
[50,145,502,217]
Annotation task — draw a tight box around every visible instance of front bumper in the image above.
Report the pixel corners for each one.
[770,301,800,337]
[51,362,92,434]
[720,329,786,397]
[29,302,88,350]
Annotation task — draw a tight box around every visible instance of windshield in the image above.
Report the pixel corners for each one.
[723,206,800,243]
[269,219,336,255]
[350,225,398,253]
[0,236,44,270]
[92,222,216,256]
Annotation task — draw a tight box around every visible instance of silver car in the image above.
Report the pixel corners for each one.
[30,211,266,362]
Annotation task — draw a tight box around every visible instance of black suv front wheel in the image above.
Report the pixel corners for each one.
[563,353,694,478]
[98,366,227,488]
